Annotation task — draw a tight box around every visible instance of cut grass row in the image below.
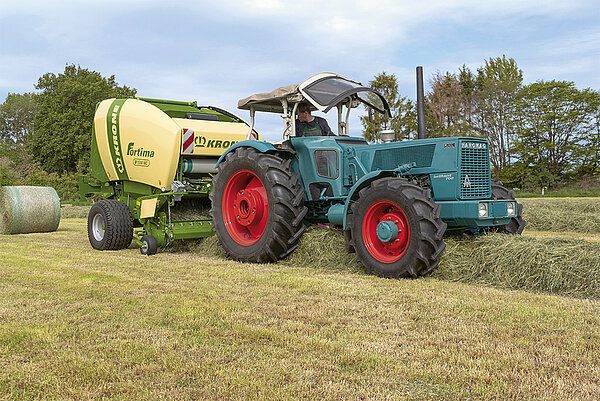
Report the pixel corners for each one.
[520,197,600,233]
[1,219,599,400]
[62,197,600,234]
[60,198,600,300]
[189,226,600,300]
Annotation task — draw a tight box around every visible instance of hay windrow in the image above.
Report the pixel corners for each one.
[0,186,61,234]
[185,228,600,299]
[281,226,362,274]
[520,197,600,233]
[434,234,600,299]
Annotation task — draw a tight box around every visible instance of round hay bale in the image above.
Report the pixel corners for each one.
[0,186,61,234]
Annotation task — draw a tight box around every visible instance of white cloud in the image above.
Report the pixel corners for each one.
[1,0,598,141]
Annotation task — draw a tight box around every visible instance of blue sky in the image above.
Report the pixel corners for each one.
[1,0,599,141]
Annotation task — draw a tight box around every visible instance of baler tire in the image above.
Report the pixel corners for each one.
[87,200,133,251]
[491,181,526,234]
[140,235,158,256]
[349,178,446,278]
[210,147,307,263]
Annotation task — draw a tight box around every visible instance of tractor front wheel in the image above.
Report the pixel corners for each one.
[210,147,307,263]
[349,178,446,278]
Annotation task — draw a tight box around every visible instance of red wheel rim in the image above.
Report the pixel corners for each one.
[362,200,410,263]
[222,170,269,245]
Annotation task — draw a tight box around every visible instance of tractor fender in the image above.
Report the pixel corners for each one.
[342,170,396,229]
[214,140,291,168]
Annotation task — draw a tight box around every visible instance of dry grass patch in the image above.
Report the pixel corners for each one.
[520,197,600,233]
[1,219,599,400]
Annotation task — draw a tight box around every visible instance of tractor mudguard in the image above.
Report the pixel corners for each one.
[214,140,291,168]
[342,170,396,229]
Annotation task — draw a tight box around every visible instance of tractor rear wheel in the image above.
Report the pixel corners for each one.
[210,147,307,263]
[349,178,446,278]
[87,200,133,250]
[491,181,526,234]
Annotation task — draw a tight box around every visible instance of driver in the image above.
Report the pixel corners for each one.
[295,102,335,137]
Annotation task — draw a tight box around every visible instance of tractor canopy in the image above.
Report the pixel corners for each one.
[238,72,390,116]
[237,72,390,138]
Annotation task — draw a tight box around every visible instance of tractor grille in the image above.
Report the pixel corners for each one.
[371,144,436,170]
[459,142,491,199]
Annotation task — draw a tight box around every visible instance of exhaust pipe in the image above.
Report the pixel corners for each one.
[416,66,426,139]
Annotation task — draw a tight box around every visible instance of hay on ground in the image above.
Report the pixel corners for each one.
[520,198,600,233]
[183,226,600,299]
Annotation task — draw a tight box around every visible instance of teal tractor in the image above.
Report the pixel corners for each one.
[211,71,525,278]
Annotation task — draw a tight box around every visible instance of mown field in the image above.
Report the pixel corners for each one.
[1,198,599,400]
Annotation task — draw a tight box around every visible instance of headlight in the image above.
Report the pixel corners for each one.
[507,202,516,217]
[478,202,489,218]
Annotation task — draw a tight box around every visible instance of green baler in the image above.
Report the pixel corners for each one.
[79,97,259,254]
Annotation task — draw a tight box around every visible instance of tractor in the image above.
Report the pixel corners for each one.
[210,71,525,278]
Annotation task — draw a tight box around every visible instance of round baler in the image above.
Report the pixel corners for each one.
[79,97,260,254]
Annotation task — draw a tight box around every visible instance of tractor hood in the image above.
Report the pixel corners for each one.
[238,72,390,117]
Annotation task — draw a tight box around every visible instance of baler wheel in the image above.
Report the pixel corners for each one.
[490,181,526,234]
[87,200,133,251]
[140,235,158,255]
[349,178,446,278]
[211,147,307,263]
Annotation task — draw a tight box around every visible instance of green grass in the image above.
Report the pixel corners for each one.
[517,187,600,198]
[1,219,599,400]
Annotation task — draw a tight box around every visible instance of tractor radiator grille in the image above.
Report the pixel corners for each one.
[371,144,436,171]
[459,143,491,199]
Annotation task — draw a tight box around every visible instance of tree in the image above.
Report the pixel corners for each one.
[458,64,476,125]
[361,72,417,142]
[29,65,136,174]
[575,91,600,176]
[513,81,599,184]
[472,56,523,177]
[0,92,37,155]
[426,71,475,137]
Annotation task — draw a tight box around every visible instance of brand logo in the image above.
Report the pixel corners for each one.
[195,136,238,149]
[444,143,456,148]
[462,142,487,149]
[111,105,124,173]
[463,174,472,188]
[127,142,155,158]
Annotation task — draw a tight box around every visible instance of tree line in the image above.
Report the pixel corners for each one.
[1,59,599,200]
[0,65,135,200]
[362,56,600,190]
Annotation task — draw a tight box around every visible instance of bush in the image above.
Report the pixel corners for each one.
[24,167,79,201]
[0,157,19,185]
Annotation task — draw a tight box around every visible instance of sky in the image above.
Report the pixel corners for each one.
[1,0,599,141]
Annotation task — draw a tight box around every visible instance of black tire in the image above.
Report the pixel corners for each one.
[87,200,133,250]
[210,147,308,263]
[140,235,158,255]
[348,178,446,278]
[491,181,526,234]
